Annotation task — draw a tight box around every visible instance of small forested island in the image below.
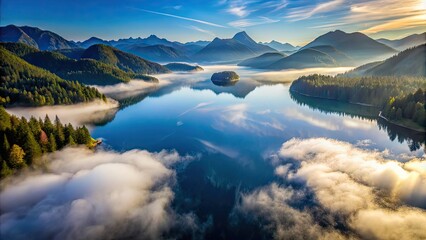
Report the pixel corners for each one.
[211,71,240,86]
[0,107,97,178]
[290,74,426,131]
[164,63,204,72]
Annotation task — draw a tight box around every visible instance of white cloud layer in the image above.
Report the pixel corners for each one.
[0,147,194,240]
[237,138,426,239]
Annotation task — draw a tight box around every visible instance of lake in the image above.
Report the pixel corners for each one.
[89,66,424,238]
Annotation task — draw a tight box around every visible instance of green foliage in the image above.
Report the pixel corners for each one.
[343,44,426,77]
[22,51,132,85]
[290,74,426,129]
[81,44,170,74]
[0,46,105,106]
[1,42,161,86]
[8,144,26,169]
[0,107,11,131]
[0,42,39,57]
[0,107,94,178]
[383,89,426,127]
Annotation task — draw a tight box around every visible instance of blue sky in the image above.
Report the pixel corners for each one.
[1,0,425,45]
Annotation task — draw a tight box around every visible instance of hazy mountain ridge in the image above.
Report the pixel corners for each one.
[118,44,190,62]
[238,52,287,68]
[377,33,426,51]
[268,48,336,69]
[344,44,426,77]
[301,30,398,64]
[193,31,275,62]
[81,44,170,74]
[260,40,299,51]
[0,25,77,50]
[78,37,111,48]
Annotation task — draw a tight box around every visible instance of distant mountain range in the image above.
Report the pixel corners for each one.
[268,48,337,69]
[238,52,287,68]
[300,30,398,64]
[344,44,426,77]
[0,25,77,50]
[119,44,190,63]
[259,40,299,51]
[377,33,425,51]
[79,37,111,48]
[1,25,425,68]
[193,31,276,62]
[238,30,409,70]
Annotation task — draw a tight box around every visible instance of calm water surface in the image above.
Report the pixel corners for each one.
[91,66,425,238]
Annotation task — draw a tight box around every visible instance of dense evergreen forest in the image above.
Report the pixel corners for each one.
[0,107,95,178]
[290,74,426,129]
[382,89,425,128]
[0,46,106,106]
[1,42,161,85]
[81,44,170,74]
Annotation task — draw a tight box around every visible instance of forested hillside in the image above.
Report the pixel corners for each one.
[0,107,95,177]
[290,74,426,129]
[81,44,170,74]
[0,47,105,106]
[343,44,426,77]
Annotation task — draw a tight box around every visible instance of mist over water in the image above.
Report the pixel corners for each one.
[6,99,119,127]
[2,66,425,239]
[0,147,199,240]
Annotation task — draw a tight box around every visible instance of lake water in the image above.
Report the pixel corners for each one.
[88,66,425,238]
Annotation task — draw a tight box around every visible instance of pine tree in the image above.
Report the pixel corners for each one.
[54,116,65,148]
[1,157,13,178]
[0,107,11,131]
[43,114,54,136]
[67,135,76,146]
[17,119,42,165]
[75,126,91,144]
[1,134,10,160]
[48,133,57,152]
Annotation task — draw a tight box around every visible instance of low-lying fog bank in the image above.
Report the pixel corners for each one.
[90,65,352,103]
[233,138,426,239]
[251,67,353,83]
[6,99,119,127]
[92,80,167,100]
[0,147,198,240]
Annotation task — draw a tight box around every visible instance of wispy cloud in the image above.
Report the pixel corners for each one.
[224,0,289,18]
[361,14,426,33]
[309,22,348,29]
[347,0,426,34]
[286,0,344,21]
[227,6,252,17]
[187,25,216,37]
[134,8,227,28]
[305,0,426,34]
[228,16,279,28]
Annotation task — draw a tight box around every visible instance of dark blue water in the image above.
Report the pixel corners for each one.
[91,67,424,238]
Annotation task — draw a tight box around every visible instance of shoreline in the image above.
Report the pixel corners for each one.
[290,89,376,107]
[290,89,425,134]
[378,111,426,133]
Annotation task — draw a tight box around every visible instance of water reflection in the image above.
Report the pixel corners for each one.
[290,90,425,151]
